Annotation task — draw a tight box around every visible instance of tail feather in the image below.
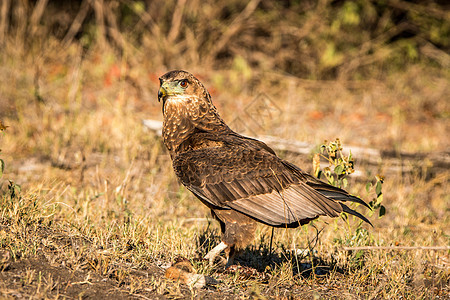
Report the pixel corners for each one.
[341,203,373,227]
[317,190,372,210]
[339,194,371,210]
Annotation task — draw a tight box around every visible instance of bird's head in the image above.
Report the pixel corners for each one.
[158,70,229,143]
[158,70,209,105]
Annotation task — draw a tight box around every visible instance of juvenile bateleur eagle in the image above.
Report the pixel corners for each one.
[158,70,371,266]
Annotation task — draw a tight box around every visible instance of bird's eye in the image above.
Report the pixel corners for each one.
[179,80,188,88]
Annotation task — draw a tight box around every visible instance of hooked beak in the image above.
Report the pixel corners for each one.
[158,84,167,102]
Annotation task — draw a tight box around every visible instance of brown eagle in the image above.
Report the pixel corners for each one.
[158,70,371,266]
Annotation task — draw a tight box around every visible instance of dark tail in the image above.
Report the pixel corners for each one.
[341,203,373,227]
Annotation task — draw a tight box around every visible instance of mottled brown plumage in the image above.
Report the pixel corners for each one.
[158,70,371,266]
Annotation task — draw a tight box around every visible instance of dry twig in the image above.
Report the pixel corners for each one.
[0,0,11,43]
[29,0,48,36]
[207,0,261,63]
[62,0,91,47]
[343,246,450,251]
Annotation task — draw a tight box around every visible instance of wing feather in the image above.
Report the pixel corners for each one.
[284,161,371,209]
[173,135,370,227]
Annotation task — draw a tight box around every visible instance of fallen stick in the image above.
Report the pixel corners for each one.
[141,119,382,159]
[342,246,450,251]
[142,119,450,177]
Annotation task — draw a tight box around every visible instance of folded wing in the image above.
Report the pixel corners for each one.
[173,136,371,227]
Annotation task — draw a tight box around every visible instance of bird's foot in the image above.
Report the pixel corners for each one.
[204,241,228,267]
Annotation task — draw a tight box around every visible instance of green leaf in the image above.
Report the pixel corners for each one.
[375,180,382,197]
[328,176,335,185]
[366,182,371,193]
[379,205,386,217]
[334,165,344,175]
[8,181,21,199]
[316,170,322,180]
[342,178,348,188]
[320,144,326,153]
[377,193,383,205]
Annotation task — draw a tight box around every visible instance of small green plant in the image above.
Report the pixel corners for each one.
[313,138,354,189]
[314,139,386,269]
[313,138,385,217]
[366,175,386,218]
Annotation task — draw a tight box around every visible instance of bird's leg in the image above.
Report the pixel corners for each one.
[204,241,228,266]
[225,245,236,268]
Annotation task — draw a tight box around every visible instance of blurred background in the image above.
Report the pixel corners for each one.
[1,0,449,152]
[0,1,448,298]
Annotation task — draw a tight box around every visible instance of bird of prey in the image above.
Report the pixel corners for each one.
[158,70,371,267]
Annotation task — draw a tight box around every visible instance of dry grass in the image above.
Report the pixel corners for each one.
[0,1,449,299]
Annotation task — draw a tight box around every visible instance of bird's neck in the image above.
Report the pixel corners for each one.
[162,95,230,155]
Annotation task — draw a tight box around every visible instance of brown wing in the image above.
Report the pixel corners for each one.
[172,133,371,227]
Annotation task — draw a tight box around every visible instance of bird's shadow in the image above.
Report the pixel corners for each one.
[195,226,346,278]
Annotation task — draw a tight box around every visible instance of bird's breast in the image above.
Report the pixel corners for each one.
[162,96,197,153]
[162,95,229,154]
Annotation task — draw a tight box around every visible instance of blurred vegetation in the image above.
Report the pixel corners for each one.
[1,0,448,79]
